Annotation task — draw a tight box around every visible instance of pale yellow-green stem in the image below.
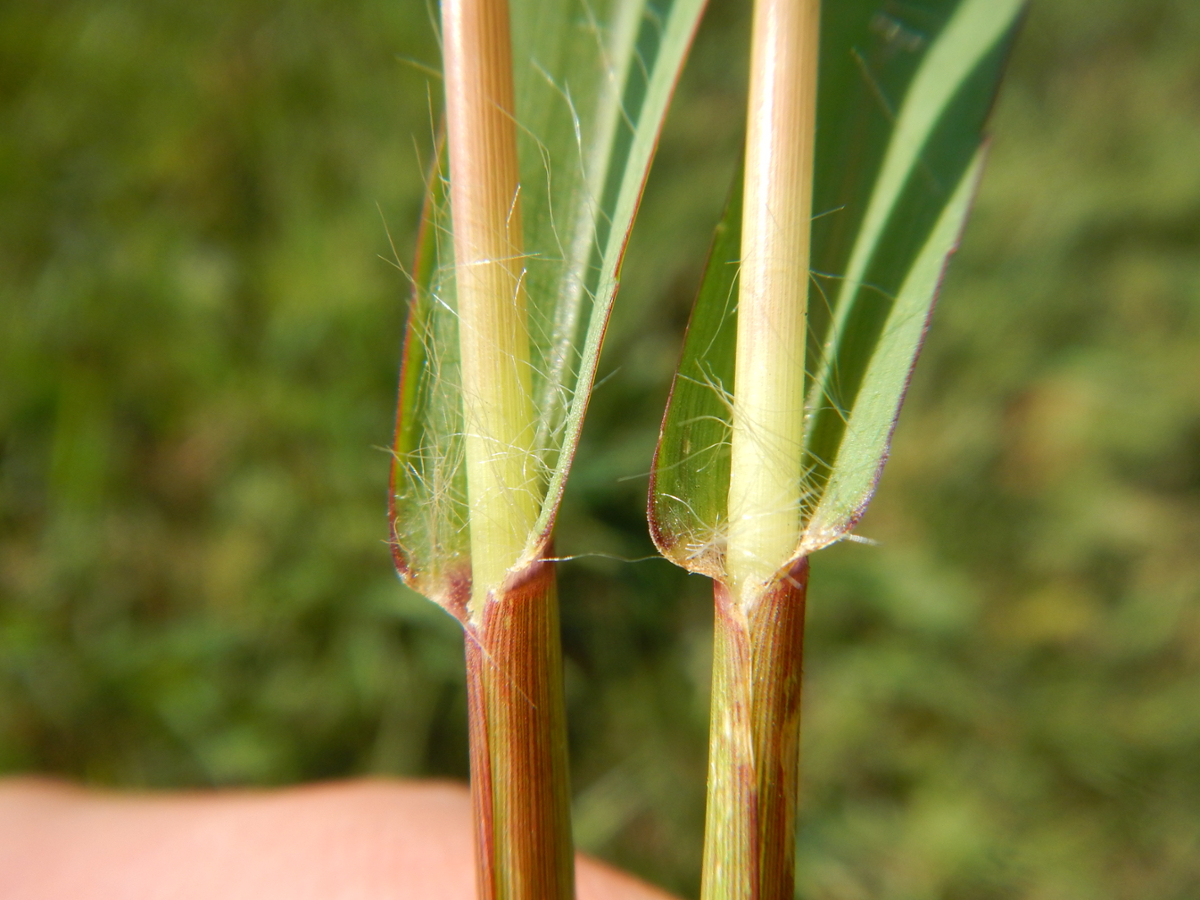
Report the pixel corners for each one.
[702,1,819,897]
[443,0,540,618]
[726,0,820,607]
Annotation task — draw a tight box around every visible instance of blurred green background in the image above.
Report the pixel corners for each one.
[2,0,1199,897]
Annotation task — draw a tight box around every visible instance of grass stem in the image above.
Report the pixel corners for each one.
[726,0,820,606]
[441,0,574,897]
[443,0,540,618]
[703,1,819,896]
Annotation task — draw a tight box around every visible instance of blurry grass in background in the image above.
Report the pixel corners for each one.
[1,0,1199,898]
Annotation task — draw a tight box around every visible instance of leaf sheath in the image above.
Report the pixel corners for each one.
[702,557,808,900]
[466,552,574,900]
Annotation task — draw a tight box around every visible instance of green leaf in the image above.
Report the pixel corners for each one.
[650,0,1024,575]
[391,0,707,606]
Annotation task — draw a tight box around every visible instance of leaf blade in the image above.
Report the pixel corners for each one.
[392,0,708,603]
[650,0,1025,574]
[802,148,986,551]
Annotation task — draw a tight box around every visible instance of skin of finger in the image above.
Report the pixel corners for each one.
[0,778,679,900]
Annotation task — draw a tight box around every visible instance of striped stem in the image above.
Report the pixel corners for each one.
[701,558,809,900]
[705,0,819,896]
[442,0,574,896]
[465,554,575,900]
